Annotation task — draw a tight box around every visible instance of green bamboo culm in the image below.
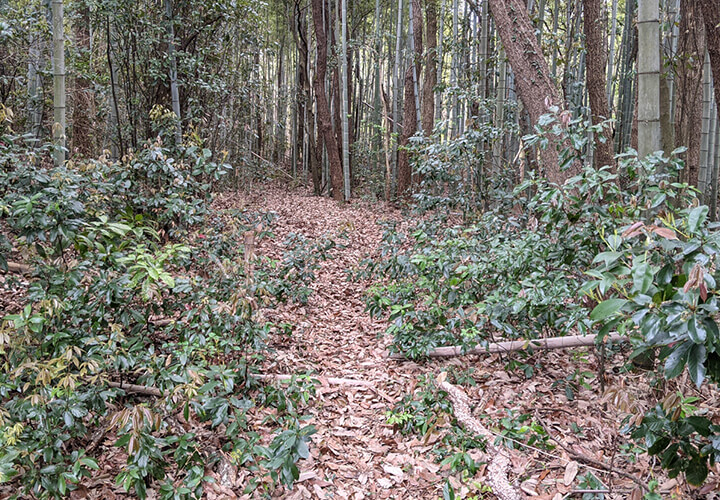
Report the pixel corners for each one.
[51,0,65,166]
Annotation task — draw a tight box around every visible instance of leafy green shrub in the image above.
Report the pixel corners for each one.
[587,198,720,485]
[0,138,317,497]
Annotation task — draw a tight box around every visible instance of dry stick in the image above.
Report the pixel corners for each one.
[389,333,624,359]
[440,379,525,500]
[107,381,162,397]
[254,373,374,387]
[3,261,32,275]
[534,412,648,492]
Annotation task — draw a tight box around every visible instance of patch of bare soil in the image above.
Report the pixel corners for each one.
[219,187,720,499]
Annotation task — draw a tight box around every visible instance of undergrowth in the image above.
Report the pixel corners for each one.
[0,123,326,498]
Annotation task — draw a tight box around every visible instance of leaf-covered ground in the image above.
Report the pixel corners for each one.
[3,186,718,499]
[208,187,719,499]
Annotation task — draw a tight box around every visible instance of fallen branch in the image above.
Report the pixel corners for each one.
[107,381,162,397]
[534,412,647,492]
[389,333,624,359]
[440,376,525,500]
[3,261,32,275]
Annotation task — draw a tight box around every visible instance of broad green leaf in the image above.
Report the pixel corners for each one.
[632,262,653,295]
[664,341,691,379]
[688,206,709,234]
[685,457,709,486]
[592,251,623,267]
[687,344,707,387]
[590,299,628,321]
[687,316,707,344]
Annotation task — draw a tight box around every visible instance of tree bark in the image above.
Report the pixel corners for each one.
[674,0,705,188]
[397,0,423,197]
[422,0,438,135]
[583,0,615,169]
[311,0,344,201]
[699,0,720,124]
[487,0,578,184]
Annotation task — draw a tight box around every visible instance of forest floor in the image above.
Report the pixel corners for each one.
[212,187,718,500]
[3,186,718,499]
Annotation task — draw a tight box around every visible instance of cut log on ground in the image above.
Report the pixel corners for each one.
[440,375,525,500]
[389,333,624,359]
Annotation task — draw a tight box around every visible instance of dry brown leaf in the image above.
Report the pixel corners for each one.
[563,460,579,486]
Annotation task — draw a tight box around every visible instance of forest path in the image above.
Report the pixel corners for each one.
[217,187,657,500]
[224,187,446,499]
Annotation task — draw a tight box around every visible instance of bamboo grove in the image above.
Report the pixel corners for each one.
[1,0,720,204]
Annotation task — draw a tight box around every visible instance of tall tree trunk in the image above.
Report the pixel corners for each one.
[292,0,321,194]
[700,52,712,197]
[606,0,619,111]
[583,0,615,169]
[165,0,182,146]
[674,0,705,188]
[27,31,43,144]
[397,0,423,197]
[487,0,578,184]
[52,0,66,166]
[699,0,720,123]
[637,0,662,158]
[312,0,344,201]
[373,0,382,174]
[70,4,95,156]
[340,0,351,200]
[392,0,404,190]
[422,0,437,135]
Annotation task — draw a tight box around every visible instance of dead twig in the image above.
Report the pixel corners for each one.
[534,412,648,492]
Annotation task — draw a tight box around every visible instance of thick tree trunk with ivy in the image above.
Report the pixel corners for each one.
[674,0,705,188]
[487,0,578,184]
[397,0,423,197]
[311,0,344,201]
[699,0,720,123]
[583,0,615,169]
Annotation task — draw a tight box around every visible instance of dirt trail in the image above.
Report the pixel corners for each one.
[231,188,446,498]
[224,187,662,500]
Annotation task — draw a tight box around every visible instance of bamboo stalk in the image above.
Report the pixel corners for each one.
[51,0,66,167]
[388,333,624,359]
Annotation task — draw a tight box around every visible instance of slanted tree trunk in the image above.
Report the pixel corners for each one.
[397,0,423,197]
[674,0,705,188]
[699,0,720,123]
[422,0,437,135]
[311,0,344,201]
[51,0,66,166]
[583,0,615,169]
[487,0,579,184]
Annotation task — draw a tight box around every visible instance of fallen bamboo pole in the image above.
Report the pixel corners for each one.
[388,333,624,359]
